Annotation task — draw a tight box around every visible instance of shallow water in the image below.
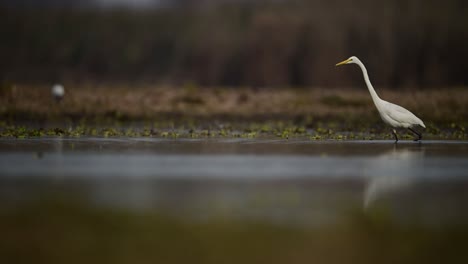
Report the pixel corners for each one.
[1,138,468,227]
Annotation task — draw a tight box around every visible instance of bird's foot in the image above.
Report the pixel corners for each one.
[408,128,422,142]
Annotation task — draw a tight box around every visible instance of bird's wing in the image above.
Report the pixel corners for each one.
[382,101,423,127]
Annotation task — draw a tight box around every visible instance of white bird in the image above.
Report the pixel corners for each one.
[51,84,65,102]
[335,56,425,142]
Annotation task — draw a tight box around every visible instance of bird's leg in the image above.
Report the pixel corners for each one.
[392,129,398,143]
[408,128,422,141]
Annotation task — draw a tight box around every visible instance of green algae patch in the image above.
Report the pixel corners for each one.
[0,119,466,140]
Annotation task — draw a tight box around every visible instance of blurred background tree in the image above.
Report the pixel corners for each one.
[0,0,467,88]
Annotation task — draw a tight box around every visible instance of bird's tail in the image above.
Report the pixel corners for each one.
[419,119,426,128]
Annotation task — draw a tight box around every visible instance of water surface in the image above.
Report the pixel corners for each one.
[1,138,467,227]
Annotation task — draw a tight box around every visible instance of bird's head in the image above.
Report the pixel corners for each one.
[335,56,360,66]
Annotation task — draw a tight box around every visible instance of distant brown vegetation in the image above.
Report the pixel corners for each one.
[1,0,467,88]
[1,84,467,125]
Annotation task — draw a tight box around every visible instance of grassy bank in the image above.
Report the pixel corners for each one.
[1,84,467,139]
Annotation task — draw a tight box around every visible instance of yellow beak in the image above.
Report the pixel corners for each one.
[335,58,352,66]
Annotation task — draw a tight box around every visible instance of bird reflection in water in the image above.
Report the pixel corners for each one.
[363,144,425,209]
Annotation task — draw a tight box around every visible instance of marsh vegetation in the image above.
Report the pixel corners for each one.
[1,84,466,140]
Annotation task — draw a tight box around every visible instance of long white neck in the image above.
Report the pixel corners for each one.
[355,60,382,108]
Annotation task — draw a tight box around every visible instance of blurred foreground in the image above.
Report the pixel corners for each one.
[1,139,468,264]
[1,196,467,264]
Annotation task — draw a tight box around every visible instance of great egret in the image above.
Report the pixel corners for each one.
[335,56,425,142]
[51,84,65,102]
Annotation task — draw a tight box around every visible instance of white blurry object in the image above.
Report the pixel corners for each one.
[51,84,65,102]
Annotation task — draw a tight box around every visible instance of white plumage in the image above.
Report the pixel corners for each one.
[51,84,65,102]
[336,56,425,142]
